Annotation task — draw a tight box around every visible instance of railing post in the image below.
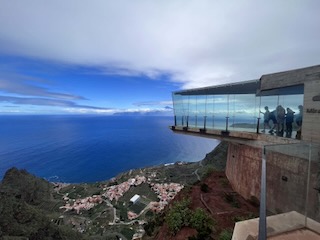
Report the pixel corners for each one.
[257,117,261,134]
[258,146,267,240]
[204,116,207,130]
[174,115,177,126]
[186,116,189,128]
[225,116,229,132]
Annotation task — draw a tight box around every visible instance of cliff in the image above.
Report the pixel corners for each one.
[0,168,82,240]
[0,141,249,240]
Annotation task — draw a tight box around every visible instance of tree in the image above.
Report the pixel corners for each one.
[190,208,214,238]
[165,198,191,235]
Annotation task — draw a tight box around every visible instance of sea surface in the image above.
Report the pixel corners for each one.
[0,115,219,183]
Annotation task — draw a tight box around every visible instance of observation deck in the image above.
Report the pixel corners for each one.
[170,65,320,239]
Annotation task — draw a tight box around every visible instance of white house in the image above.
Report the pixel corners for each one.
[130,194,140,204]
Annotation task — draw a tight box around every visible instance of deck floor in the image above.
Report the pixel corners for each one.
[268,228,320,240]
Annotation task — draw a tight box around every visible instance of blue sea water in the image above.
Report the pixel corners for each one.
[0,115,219,183]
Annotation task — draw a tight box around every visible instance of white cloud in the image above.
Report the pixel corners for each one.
[0,95,112,110]
[63,106,172,115]
[133,100,172,107]
[0,74,85,100]
[0,0,319,89]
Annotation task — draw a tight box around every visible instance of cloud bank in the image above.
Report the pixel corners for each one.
[1,0,319,89]
[0,95,112,111]
[0,74,85,100]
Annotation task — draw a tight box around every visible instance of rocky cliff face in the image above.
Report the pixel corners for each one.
[0,167,51,206]
[0,142,232,240]
[0,168,82,240]
[202,141,228,171]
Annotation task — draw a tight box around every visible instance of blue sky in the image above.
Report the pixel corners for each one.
[0,1,320,115]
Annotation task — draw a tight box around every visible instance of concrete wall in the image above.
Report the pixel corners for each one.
[260,65,320,91]
[226,142,320,221]
[226,143,262,200]
[265,150,319,220]
[302,79,320,143]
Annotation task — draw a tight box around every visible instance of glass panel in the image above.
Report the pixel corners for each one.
[188,95,197,127]
[172,93,182,126]
[306,144,320,226]
[264,143,320,236]
[206,95,215,129]
[181,95,189,127]
[197,95,207,129]
[259,94,303,138]
[214,94,229,131]
[173,92,303,136]
[229,94,258,132]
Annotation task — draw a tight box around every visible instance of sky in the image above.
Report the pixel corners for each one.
[0,0,319,115]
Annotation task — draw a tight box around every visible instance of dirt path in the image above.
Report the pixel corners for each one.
[193,159,204,181]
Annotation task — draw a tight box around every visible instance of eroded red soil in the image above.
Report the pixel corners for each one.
[154,171,259,240]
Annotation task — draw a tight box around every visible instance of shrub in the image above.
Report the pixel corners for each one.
[249,196,260,207]
[224,192,240,208]
[232,212,258,222]
[200,183,209,193]
[219,178,229,187]
[203,166,215,178]
[166,198,192,234]
[166,198,215,238]
[190,208,214,238]
[219,229,233,240]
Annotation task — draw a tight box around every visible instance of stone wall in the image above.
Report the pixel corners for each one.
[225,143,262,200]
[225,142,320,221]
[302,79,320,143]
[265,150,319,220]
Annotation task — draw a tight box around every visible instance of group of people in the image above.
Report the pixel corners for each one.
[261,105,303,139]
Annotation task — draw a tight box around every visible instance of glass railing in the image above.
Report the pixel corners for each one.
[172,93,303,139]
[263,143,320,237]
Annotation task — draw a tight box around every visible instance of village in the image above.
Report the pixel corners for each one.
[58,173,183,217]
[48,157,208,240]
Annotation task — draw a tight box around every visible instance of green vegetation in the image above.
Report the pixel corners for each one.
[201,165,216,179]
[143,211,165,236]
[0,168,83,240]
[219,178,229,187]
[128,201,146,214]
[200,183,209,193]
[201,141,228,171]
[224,192,240,208]
[120,227,135,239]
[249,196,260,207]
[59,183,101,199]
[165,198,214,238]
[120,182,158,203]
[232,212,257,222]
[190,208,215,239]
[218,229,233,240]
[0,141,230,239]
[115,201,128,221]
[166,198,192,234]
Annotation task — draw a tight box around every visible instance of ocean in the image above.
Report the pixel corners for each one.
[0,115,219,183]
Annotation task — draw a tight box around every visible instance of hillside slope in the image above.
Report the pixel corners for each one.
[0,168,83,240]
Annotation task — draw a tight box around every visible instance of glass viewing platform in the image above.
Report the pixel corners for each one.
[172,80,304,139]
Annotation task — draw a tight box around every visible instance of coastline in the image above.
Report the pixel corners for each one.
[0,142,229,240]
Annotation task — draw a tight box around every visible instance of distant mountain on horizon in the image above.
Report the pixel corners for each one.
[113,109,173,116]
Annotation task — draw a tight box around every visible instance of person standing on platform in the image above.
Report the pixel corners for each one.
[276,105,285,137]
[285,107,295,138]
[260,106,270,133]
[268,109,278,134]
